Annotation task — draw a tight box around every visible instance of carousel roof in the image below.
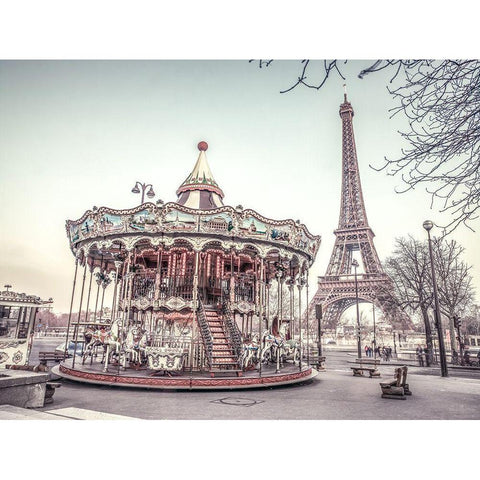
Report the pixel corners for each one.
[0,287,53,307]
[176,141,224,210]
[65,141,322,266]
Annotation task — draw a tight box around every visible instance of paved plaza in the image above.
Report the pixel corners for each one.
[34,365,478,420]
[2,339,477,420]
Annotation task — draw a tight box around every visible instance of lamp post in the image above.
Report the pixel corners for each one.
[131,181,155,204]
[423,220,448,377]
[352,259,361,359]
[372,296,377,359]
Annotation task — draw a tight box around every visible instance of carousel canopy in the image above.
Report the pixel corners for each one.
[65,141,321,266]
[0,288,53,308]
[176,141,224,210]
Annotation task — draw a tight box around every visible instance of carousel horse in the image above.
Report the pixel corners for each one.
[122,326,149,369]
[259,330,277,364]
[279,339,300,365]
[241,337,260,370]
[82,325,104,364]
[81,320,122,371]
[102,320,122,372]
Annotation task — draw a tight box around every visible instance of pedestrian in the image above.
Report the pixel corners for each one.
[365,345,369,357]
[423,345,430,366]
[451,350,458,365]
[464,348,471,366]
[416,344,424,366]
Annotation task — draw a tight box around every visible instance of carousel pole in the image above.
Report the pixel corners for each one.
[111,261,122,321]
[93,254,104,323]
[306,272,310,367]
[84,264,94,324]
[276,267,282,374]
[289,280,294,339]
[112,260,123,376]
[190,250,200,371]
[99,257,109,321]
[298,274,304,372]
[72,262,87,368]
[258,257,264,378]
[64,258,79,360]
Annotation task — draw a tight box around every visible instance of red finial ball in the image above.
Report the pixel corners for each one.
[198,141,208,151]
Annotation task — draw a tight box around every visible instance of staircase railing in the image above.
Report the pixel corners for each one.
[221,292,243,366]
[197,299,213,368]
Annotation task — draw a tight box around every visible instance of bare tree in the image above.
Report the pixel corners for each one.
[462,304,480,336]
[250,59,480,232]
[433,237,475,352]
[385,234,476,361]
[384,236,434,364]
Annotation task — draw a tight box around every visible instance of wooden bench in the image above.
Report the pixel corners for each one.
[380,366,411,399]
[39,351,65,363]
[355,358,381,367]
[351,366,380,378]
[308,355,326,370]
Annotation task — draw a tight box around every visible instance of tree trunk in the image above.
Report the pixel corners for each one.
[421,306,434,366]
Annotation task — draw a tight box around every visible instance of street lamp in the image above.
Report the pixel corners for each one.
[131,181,155,204]
[423,220,448,377]
[352,258,361,359]
[371,294,377,359]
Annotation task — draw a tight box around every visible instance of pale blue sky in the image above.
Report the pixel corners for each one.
[0,60,478,312]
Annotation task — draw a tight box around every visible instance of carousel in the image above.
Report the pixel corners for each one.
[56,141,321,389]
[0,285,53,368]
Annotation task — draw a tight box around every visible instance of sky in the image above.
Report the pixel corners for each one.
[0,59,479,313]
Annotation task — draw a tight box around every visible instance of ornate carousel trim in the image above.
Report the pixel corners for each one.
[58,363,315,390]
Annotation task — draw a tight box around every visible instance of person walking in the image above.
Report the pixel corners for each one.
[423,345,431,366]
[464,348,471,366]
[451,349,458,365]
[416,344,424,366]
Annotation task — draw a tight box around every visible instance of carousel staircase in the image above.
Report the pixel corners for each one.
[201,305,242,377]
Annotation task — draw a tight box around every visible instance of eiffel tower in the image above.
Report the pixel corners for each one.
[308,91,411,330]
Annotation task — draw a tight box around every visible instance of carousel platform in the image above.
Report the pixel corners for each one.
[52,359,317,390]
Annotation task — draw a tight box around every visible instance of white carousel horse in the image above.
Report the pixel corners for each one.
[241,337,260,370]
[102,320,122,372]
[260,330,277,364]
[260,327,300,366]
[122,326,144,368]
[279,339,300,365]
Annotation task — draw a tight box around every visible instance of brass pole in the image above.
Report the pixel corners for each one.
[258,257,264,378]
[84,265,94,324]
[298,278,303,372]
[64,259,79,360]
[306,273,310,367]
[72,262,87,368]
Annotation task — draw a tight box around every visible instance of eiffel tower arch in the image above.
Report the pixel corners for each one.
[308,92,411,331]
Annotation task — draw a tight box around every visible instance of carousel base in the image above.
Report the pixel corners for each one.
[52,359,317,390]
